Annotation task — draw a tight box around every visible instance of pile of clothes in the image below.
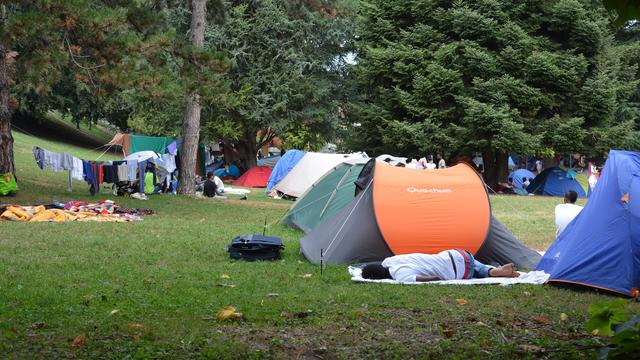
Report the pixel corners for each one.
[0,200,154,223]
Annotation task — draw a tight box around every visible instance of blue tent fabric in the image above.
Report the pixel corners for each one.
[214,164,240,178]
[527,167,586,198]
[266,150,305,192]
[536,150,640,296]
[509,169,535,188]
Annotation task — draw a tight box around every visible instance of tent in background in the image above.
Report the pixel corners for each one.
[300,161,541,269]
[537,150,640,297]
[234,166,272,187]
[266,150,305,193]
[258,155,281,169]
[272,152,367,198]
[283,158,369,233]
[527,167,586,198]
[509,168,535,188]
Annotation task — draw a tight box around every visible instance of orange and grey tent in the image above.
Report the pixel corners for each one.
[300,160,541,268]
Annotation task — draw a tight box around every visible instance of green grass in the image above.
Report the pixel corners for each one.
[1,133,637,359]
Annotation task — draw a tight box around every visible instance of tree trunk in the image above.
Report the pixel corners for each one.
[0,41,15,176]
[236,128,257,172]
[177,0,207,195]
[482,149,509,190]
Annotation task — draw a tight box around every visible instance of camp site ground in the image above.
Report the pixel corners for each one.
[1,130,639,359]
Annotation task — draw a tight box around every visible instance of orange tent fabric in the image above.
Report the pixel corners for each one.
[107,133,132,156]
[373,163,490,255]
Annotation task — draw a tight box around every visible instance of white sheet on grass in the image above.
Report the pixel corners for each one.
[223,186,251,195]
[348,266,549,286]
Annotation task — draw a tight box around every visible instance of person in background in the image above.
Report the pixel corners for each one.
[214,175,225,193]
[203,172,224,198]
[555,190,583,236]
[424,155,437,170]
[437,154,446,169]
[361,249,519,282]
[405,157,418,169]
[195,175,205,191]
[535,159,543,174]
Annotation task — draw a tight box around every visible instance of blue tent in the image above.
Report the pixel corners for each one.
[509,169,535,188]
[266,150,305,192]
[537,150,640,297]
[527,167,586,198]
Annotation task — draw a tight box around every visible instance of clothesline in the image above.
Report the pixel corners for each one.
[32,145,177,195]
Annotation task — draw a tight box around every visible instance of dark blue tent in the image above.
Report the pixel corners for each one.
[266,150,305,193]
[537,150,640,297]
[527,167,586,198]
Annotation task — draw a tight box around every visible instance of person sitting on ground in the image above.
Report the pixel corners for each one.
[437,154,446,169]
[195,175,205,191]
[361,249,519,282]
[424,155,437,170]
[203,172,224,198]
[555,190,583,236]
[214,175,225,193]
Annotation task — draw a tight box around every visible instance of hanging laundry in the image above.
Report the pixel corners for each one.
[127,159,138,182]
[71,157,84,181]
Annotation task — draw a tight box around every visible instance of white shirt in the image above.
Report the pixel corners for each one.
[214,176,225,192]
[438,159,446,169]
[424,162,437,170]
[555,203,583,235]
[381,251,465,282]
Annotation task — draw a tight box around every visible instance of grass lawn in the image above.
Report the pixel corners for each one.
[1,133,637,359]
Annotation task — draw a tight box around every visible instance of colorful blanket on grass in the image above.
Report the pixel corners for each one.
[1,200,150,222]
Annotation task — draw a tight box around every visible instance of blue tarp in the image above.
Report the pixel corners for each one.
[536,150,640,296]
[509,169,535,189]
[266,150,305,192]
[527,167,586,198]
[214,164,240,178]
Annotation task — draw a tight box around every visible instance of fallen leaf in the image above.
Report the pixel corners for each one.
[216,306,243,321]
[81,295,95,305]
[109,309,120,316]
[220,273,231,279]
[164,284,172,290]
[495,319,506,326]
[199,218,205,224]
[301,274,312,278]
[442,325,456,338]
[560,313,568,321]
[523,291,531,296]
[128,334,141,342]
[482,339,489,351]
[31,321,45,330]
[519,344,545,353]
[531,316,551,325]
[591,329,599,336]
[71,334,86,348]
[128,323,143,329]
[455,298,468,305]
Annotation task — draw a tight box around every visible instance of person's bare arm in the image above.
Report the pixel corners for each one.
[415,275,441,282]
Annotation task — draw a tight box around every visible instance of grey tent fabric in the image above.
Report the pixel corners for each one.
[300,182,392,264]
[475,216,542,269]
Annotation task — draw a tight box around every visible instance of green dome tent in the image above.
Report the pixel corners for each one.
[282,158,369,233]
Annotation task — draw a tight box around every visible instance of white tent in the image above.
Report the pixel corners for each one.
[272,152,367,198]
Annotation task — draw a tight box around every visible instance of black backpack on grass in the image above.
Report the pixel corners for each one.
[228,234,284,261]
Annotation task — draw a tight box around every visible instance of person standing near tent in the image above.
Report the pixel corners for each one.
[437,154,446,169]
[203,172,224,198]
[555,190,583,236]
[535,159,543,174]
[361,250,520,282]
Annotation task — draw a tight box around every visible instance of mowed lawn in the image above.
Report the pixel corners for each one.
[1,132,637,359]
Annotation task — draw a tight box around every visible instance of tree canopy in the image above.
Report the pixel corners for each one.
[345,0,640,185]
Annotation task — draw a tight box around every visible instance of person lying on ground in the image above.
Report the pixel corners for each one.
[555,190,582,236]
[361,249,519,283]
[203,172,224,198]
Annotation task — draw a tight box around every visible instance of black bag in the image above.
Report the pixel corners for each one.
[228,234,284,261]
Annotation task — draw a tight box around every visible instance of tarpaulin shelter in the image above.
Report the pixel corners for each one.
[266,150,305,193]
[107,133,174,156]
[527,167,586,198]
[509,169,535,188]
[107,133,206,175]
[282,158,369,233]
[258,155,281,169]
[234,166,272,187]
[537,150,640,297]
[272,152,367,198]
[301,161,541,268]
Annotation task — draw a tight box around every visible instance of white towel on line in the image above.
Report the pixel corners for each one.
[348,266,550,286]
